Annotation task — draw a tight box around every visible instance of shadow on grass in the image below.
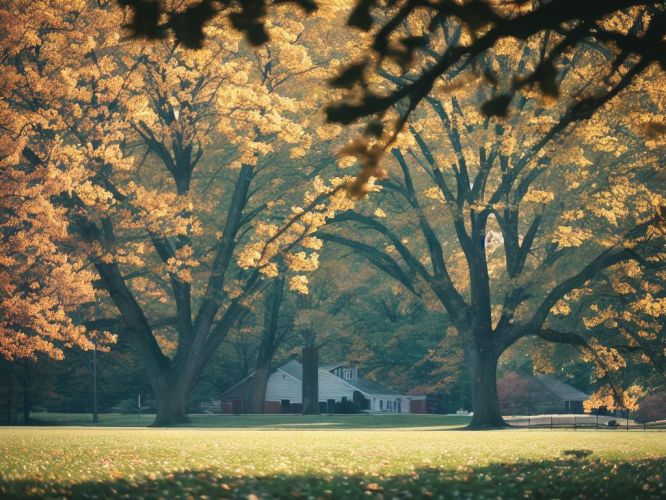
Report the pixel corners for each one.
[2,456,663,499]
[25,413,473,430]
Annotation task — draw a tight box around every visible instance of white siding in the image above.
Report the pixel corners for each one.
[264,366,414,413]
[265,369,357,403]
[265,371,302,403]
[318,371,356,402]
[369,396,409,413]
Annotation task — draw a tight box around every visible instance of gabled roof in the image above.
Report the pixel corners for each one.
[278,359,303,380]
[345,376,402,396]
[320,363,344,372]
[222,359,405,399]
[220,372,254,398]
[534,374,589,401]
[280,360,402,397]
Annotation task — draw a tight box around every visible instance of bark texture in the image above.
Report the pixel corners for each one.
[249,277,285,414]
[466,346,507,429]
[302,345,320,415]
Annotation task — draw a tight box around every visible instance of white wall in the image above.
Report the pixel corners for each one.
[265,368,413,413]
[265,371,302,403]
[369,396,409,413]
[318,371,357,402]
[265,369,357,404]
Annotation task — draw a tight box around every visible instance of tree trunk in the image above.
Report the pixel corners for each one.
[22,383,31,424]
[1,364,13,425]
[302,345,319,415]
[19,360,33,425]
[249,277,284,414]
[249,362,271,414]
[147,307,245,426]
[143,360,193,427]
[92,347,99,424]
[152,382,189,427]
[7,374,13,425]
[466,346,507,429]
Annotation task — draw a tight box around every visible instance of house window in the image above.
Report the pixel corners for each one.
[380,400,383,410]
[342,368,354,380]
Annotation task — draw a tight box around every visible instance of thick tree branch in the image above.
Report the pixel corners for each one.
[318,232,417,294]
[527,246,640,332]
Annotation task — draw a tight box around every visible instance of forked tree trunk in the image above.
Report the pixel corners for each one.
[92,165,255,428]
[466,346,507,429]
[302,346,319,415]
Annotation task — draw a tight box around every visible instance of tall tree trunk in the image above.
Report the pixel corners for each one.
[152,375,190,427]
[1,363,13,425]
[149,312,243,426]
[19,360,33,424]
[7,374,13,425]
[249,362,271,414]
[466,345,506,429]
[92,347,99,424]
[249,277,285,414]
[22,383,31,424]
[302,345,319,415]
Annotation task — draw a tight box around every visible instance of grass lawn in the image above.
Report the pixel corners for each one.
[1,421,664,499]
[25,412,472,429]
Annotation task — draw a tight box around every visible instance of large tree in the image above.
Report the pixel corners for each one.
[321,30,665,427]
[1,0,350,425]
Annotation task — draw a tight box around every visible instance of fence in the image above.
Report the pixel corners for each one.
[508,415,666,430]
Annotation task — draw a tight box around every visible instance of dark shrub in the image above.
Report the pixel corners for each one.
[335,399,360,414]
[635,392,666,423]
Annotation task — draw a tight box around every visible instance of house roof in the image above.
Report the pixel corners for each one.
[320,363,344,371]
[278,359,303,380]
[534,374,589,401]
[345,376,402,396]
[222,359,405,399]
[279,360,402,397]
[406,385,434,396]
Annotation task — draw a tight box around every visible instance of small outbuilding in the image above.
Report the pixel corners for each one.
[498,371,589,415]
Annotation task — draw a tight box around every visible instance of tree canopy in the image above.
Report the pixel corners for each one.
[1,0,664,428]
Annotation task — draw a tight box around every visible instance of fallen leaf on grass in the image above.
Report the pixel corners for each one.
[365,482,382,492]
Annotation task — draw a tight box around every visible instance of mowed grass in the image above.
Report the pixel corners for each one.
[26,412,472,429]
[1,425,665,499]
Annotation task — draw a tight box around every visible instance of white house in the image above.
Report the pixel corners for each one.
[221,359,426,414]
